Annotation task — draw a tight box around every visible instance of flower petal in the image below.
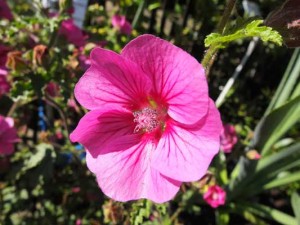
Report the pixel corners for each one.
[70,107,138,157]
[75,47,151,110]
[0,143,14,155]
[152,99,222,182]
[121,34,209,124]
[86,141,181,203]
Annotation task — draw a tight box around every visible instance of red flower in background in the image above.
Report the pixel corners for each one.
[0,0,13,21]
[0,116,19,155]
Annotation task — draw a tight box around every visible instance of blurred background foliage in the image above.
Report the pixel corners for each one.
[0,0,299,224]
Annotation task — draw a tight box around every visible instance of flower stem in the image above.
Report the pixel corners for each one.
[132,0,146,29]
[201,0,236,75]
[44,94,70,138]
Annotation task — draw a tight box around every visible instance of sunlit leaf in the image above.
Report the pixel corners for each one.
[205,20,282,48]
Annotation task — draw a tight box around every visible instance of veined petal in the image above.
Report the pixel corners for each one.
[75,47,152,110]
[86,141,181,203]
[152,100,222,182]
[121,34,209,124]
[70,107,139,157]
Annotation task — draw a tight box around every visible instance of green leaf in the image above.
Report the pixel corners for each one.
[263,171,300,189]
[291,192,300,225]
[252,95,300,156]
[228,142,300,200]
[130,200,152,225]
[266,48,300,114]
[230,202,297,225]
[205,19,282,48]
[216,210,230,225]
[215,152,229,185]
[22,144,54,172]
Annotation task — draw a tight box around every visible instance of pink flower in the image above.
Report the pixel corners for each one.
[60,19,86,47]
[220,124,238,153]
[45,81,60,97]
[70,35,222,203]
[0,0,13,21]
[78,52,91,71]
[0,115,19,155]
[203,185,226,208]
[0,75,10,97]
[75,219,82,225]
[111,15,132,35]
[0,45,9,75]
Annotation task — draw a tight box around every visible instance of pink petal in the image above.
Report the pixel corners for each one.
[111,15,126,28]
[4,117,14,127]
[121,34,209,125]
[0,143,14,155]
[86,141,181,203]
[70,107,139,157]
[60,19,85,47]
[152,99,222,182]
[75,47,152,110]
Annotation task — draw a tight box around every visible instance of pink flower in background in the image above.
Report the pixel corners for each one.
[203,185,226,208]
[0,0,13,21]
[78,52,91,71]
[70,35,222,203]
[220,124,238,153]
[0,45,9,75]
[111,15,132,35]
[0,115,19,155]
[45,81,60,97]
[60,19,86,47]
[0,75,10,96]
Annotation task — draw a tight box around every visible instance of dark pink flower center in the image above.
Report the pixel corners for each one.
[133,107,159,133]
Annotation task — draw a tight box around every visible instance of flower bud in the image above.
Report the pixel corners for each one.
[246,149,261,160]
[33,44,48,66]
[6,51,27,71]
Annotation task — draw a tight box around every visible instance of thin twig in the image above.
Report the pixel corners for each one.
[6,97,38,117]
[44,94,70,138]
[201,0,237,75]
[6,101,20,117]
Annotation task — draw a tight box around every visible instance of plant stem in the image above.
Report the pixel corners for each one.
[132,0,146,29]
[216,0,236,34]
[44,94,70,138]
[201,0,236,74]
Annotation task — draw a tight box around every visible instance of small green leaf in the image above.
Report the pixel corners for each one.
[216,210,230,225]
[130,200,152,225]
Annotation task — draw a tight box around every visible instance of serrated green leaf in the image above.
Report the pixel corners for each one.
[130,200,152,225]
[204,19,282,48]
